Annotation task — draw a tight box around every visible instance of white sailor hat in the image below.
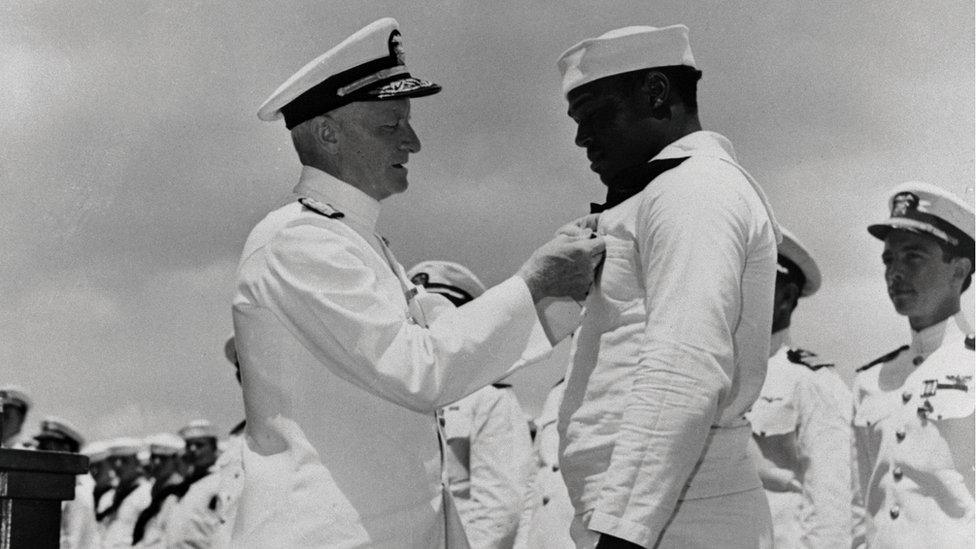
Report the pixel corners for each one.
[81,439,111,463]
[557,24,697,98]
[868,182,975,250]
[0,384,32,411]
[777,227,822,297]
[106,437,143,458]
[34,416,85,448]
[258,17,441,129]
[178,419,219,440]
[145,432,184,456]
[407,260,486,306]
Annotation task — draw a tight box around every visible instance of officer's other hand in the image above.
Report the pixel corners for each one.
[517,234,605,304]
[556,214,600,238]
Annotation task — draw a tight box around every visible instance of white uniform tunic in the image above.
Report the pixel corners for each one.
[60,474,99,549]
[100,479,153,549]
[746,329,852,548]
[441,385,534,549]
[558,131,779,548]
[231,166,551,548]
[852,313,975,548]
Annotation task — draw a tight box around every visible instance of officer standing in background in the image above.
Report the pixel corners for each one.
[745,228,852,548]
[165,420,223,547]
[34,417,99,549]
[233,17,601,548]
[852,182,975,548]
[0,385,31,448]
[99,438,153,548]
[407,260,537,549]
[555,24,780,548]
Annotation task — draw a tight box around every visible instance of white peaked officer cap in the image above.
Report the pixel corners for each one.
[258,17,441,129]
[178,419,219,440]
[557,24,697,98]
[407,260,486,306]
[106,437,144,458]
[777,227,822,297]
[35,416,85,448]
[0,384,32,411]
[868,182,975,249]
[82,439,111,463]
[145,432,185,456]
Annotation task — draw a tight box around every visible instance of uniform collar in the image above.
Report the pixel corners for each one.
[769,328,790,358]
[652,130,737,163]
[293,165,381,231]
[910,312,970,358]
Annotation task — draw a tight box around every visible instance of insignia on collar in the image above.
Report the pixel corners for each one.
[857,345,909,373]
[787,348,833,371]
[966,335,974,351]
[299,197,344,219]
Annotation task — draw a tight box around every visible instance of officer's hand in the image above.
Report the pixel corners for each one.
[556,214,600,239]
[517,234,605,304]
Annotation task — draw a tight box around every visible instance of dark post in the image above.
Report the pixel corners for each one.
[0,449,89,549]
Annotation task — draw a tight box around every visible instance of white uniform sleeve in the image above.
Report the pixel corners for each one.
[246,221,552,413]
[587,168,753,546]
[459,389,534,549]
[798,373,853,548]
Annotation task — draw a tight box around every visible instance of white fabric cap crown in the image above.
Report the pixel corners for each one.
[258,17,440,128]
[35,416,85,447]
[82,439,111,463]
[868,182,975,247]
[179,419,219,440]
[145,432,185,456]
[407,260,486,305]
[0,384,32,411]
[777,227,822,297]
[107,437,144,458]
[557,24,697,98]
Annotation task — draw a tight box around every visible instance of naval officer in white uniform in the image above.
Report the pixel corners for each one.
[554,24,781,548]
[232,18,603,548]
[745,228,852,548]
[852,182,975,548]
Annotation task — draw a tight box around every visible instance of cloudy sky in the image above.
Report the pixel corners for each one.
[2,1,973,442]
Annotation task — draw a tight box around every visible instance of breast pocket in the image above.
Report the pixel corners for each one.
[598,236,643,315]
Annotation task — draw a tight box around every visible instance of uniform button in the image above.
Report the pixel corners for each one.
[912,355,924,366]
[902,391,912,403]
[893,467,903,480]
[895,428,906,441]
[890,505,900,519]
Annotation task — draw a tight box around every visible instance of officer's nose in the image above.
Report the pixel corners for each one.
[401,123,421,153]
[574,125,591,149]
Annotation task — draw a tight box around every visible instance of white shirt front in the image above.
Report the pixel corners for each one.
[231,166,551,548]
[558,131,779,547]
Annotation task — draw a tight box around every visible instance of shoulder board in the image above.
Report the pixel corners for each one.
[786,348,834,371]
[966,335,974,351]
[491,382,512,389]
[856,345,910,373]
[298,197,344,219]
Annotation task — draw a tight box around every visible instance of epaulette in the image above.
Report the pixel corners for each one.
[856,345,909,373]
[491,382,512,389]
[786,348,834,371]
[966,335,974,351]
[299,197,344,219]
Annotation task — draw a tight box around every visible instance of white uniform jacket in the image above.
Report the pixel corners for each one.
[231,166,551,548]
[441,384,534,549]
[60,474,99,549]
[746,330,852,548]
[165,472,222,548]
[558,131,780,548]
[101,479,153,548]
[852,313,975,548]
